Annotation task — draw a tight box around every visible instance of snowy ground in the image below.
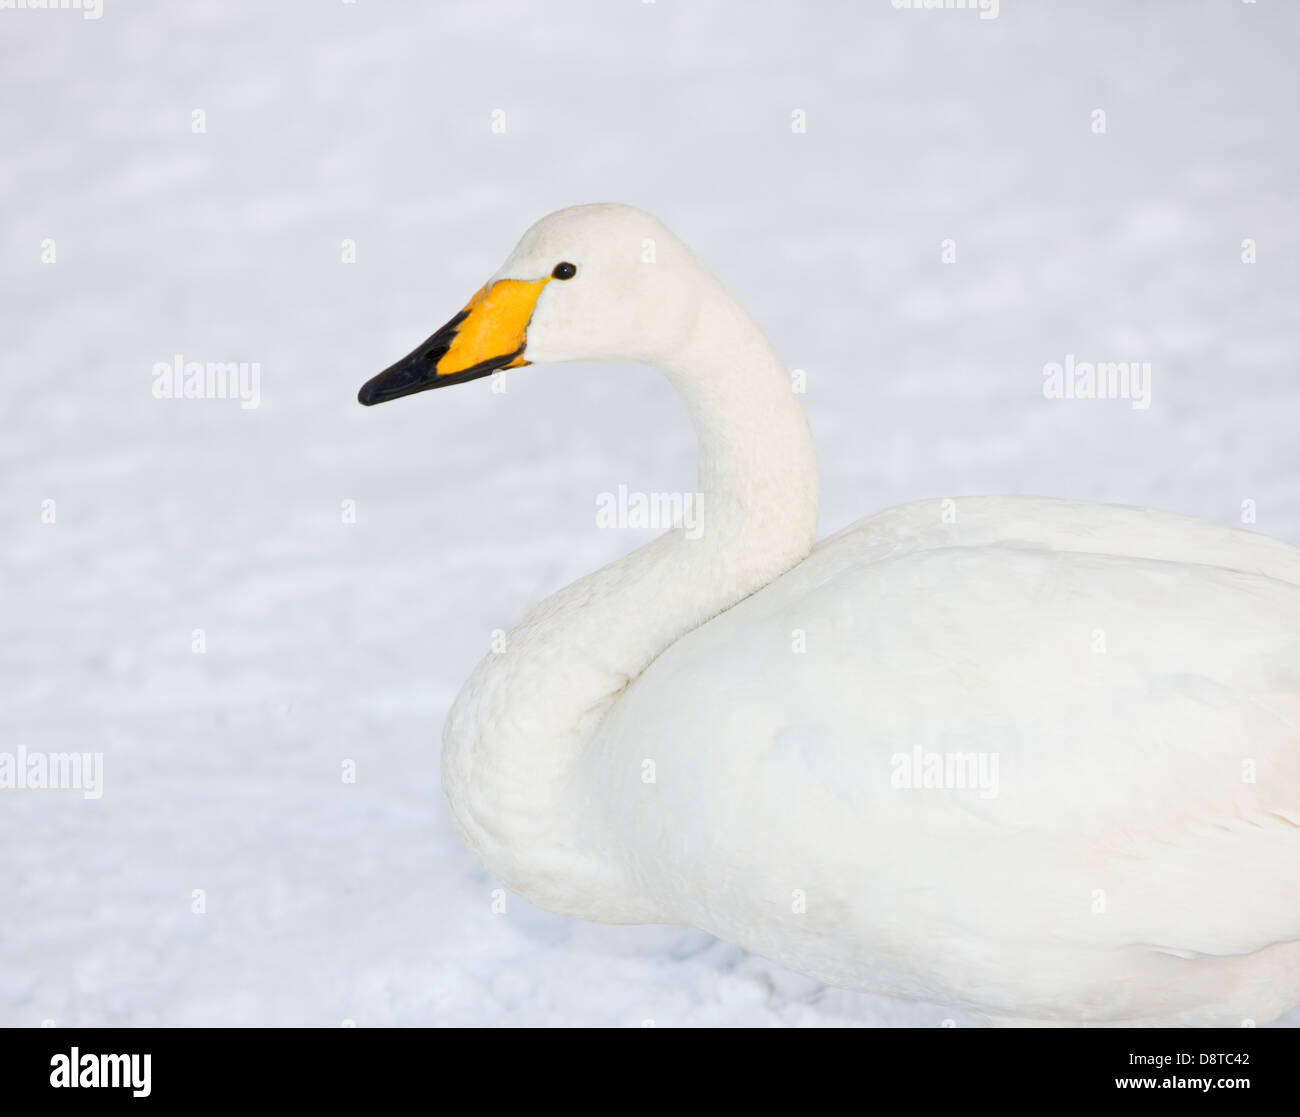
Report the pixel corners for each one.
[2,0,1298,1026]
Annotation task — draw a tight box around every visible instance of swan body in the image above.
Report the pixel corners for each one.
[359,204,1300,1025]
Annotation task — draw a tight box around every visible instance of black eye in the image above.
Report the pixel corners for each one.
[552,261,577,280]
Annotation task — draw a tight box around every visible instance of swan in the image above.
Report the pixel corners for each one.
[357,203,1300,1026]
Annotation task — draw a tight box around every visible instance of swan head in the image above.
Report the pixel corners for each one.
[358,203,701,405]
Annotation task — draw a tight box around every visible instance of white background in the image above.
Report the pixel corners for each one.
[2,0,1297,1025]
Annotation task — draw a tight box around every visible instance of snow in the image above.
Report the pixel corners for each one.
[1,0,1297,1026]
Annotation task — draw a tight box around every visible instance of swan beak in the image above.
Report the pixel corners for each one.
[358,277,550,405]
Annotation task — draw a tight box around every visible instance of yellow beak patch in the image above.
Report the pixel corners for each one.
[438,277,550,377]
[358,274,552,406]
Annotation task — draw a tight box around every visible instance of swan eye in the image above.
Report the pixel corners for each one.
[551,262,577,280]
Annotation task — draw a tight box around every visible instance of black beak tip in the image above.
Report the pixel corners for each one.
[357,362,422,406]
[358,321,462,407]
[358,310,519,409]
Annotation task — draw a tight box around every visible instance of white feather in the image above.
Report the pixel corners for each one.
[429,204,1300,1026]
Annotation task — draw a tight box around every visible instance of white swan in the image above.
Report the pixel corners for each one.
[358,203,1300,1026]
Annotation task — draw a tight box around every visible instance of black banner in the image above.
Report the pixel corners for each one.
[3,1025,1290,1104]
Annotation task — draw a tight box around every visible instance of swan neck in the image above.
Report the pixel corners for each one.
[441,272,819,907]
[663,273,820,549]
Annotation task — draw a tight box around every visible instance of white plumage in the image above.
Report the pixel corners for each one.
[366,204,1300,1025]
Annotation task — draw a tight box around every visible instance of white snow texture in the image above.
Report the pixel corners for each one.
[1,0,1297,1026]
